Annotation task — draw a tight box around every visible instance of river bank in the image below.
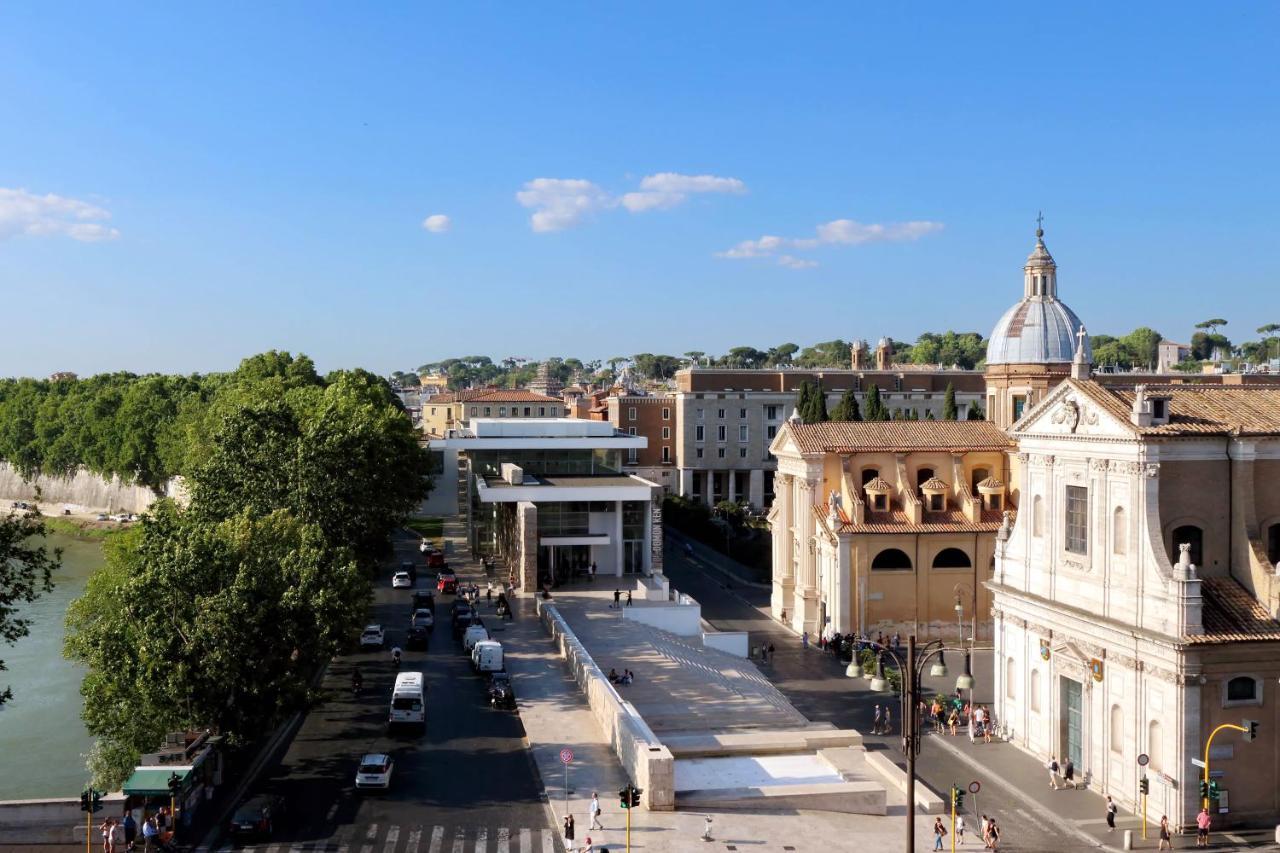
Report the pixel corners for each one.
[0,533,101,799]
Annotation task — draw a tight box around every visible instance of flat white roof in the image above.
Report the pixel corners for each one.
[429,418,645,450]
[470,418,621,438]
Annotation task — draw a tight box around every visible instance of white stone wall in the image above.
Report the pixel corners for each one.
[0,462,175,514]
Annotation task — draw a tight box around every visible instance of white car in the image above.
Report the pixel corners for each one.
[411,608,434,629]
[355,753,394,789]
[462,623,489,652]
[359,625,385,648]
[392,571,413,589]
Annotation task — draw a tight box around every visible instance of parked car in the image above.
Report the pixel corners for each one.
[487,672,515,709]
[471,640,503,674]
[462,622,489,652]
[228,793,286,839]
[359,625,385,648]
[355,753,394,789]
[436,571,458,594]
[392,571,413,589]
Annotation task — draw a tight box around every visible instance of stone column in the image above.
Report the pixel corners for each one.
[771,474,795,621]
[796,477,821,636]
[727,470,737,504]
[516,501,538,593]
[614,499,624,576]
[833,534,852,632]
[704,471,716,507]
[748,468,764,511]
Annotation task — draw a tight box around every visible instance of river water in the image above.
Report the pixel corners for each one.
[0,533,99,800]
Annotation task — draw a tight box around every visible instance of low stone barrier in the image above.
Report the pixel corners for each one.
[537,600,675,810]
[0,794,126,845]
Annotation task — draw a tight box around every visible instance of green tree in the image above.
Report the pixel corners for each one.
[864,384,889,421]
[830,389,862,422]
[810,384,829,423]
[1,509,60,706]
[1120,327,1162,370]
[966,402,985,421]
[1195,318,1228,335]
[942,383,958,420]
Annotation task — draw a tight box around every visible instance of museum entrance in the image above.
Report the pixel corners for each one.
[1060,676,1083,769]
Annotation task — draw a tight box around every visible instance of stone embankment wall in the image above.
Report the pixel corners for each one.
[0,462,178,514]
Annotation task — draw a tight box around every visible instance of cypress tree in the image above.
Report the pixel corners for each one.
[794,381,813,423]
[812,382,830,423]
[942,382,958,420]
[830,388,862,422]
[967,402,985,421]
[865,384,888,421]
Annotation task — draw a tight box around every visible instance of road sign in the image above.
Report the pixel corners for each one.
[560,748,574,764]
[1137,753,1149,767]
[968,781,981,794]
[1190,757,1206,768]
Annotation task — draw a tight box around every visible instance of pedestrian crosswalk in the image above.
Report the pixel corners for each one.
[219,825,558,853]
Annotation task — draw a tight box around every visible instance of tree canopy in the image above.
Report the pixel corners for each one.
[0,509,60,707]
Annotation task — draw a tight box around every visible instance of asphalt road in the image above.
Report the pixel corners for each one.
[211,532,553,852]
[660,533,1087,853]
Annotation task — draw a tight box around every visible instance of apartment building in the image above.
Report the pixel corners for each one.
[606,394,678,493]
[421,389,564,437]
[673,367,986,511]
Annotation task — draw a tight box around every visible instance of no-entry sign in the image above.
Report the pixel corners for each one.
[560,748,574,764]
[968,781,981,794]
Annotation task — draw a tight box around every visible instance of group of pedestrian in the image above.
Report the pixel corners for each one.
[608,588,633,609]
[1045,754,1078,790]
[560,792,607,852]
[870,703,894,735]
[979,814,1001,848]
[99,806,168,853]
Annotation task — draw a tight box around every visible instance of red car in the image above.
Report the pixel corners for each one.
[436,571,458,594]
[426,551,446,569]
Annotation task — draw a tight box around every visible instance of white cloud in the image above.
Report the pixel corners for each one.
[518,172,745,230]
[620,172,746,212]
[421,214,451,233]
[0,188,120,242]
[717,217,943,268]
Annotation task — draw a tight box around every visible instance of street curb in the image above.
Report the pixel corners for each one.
[925,733,1115,851]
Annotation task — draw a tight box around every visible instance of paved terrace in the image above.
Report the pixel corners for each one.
[545,582,811,734]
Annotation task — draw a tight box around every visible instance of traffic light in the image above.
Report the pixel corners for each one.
[1243,719,1259,742]
[79,791,90,813]
[90,789,102,813]
[951,785,964,811]
[1199,780,1209,800]
[1139,776,1149,796]
[629,787,642,808]
[1208,781,1221,801]
[618,787,630,810]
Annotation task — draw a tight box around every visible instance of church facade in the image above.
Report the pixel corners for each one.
[990,378,1280,828]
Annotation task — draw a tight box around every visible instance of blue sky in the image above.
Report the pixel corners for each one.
[2,3,1277,377]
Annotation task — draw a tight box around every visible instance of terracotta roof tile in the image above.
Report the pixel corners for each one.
[825,504,1013,534]
[919,477,949,491]
[1187,577,1280,643]
[470,389,564,404]
[788,420,1013,454]
[976,476,1005,490]
[1072,382,1280,437]
[862,476,894,492]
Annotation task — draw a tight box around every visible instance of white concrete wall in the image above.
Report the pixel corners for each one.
[703,631,748,657]
[623,604,703,636]
[0,463,176,514]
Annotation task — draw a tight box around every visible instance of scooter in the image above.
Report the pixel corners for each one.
[391,648,402,670]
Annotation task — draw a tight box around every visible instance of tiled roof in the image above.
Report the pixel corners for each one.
[919,477,949,491]
[429,388,496,404]
[976,476,1005,490]
[1187,577,1280,644]
[788,420,1013,454]
[863,476,894,492]
[824,503,1014,534]
[470,389,564,404]
[1072,382,1280,437]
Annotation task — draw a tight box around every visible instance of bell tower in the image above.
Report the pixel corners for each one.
[1023,212,1057,299]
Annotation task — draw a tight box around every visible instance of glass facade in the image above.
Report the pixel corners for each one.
[469,448,621,477]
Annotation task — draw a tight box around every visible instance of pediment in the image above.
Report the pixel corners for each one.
[770,422,802,457]
[1013,380,1137,440]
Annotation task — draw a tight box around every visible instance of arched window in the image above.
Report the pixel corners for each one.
[1113,507,1127,555]
[1226,676,1260,704]
[1032,495,1044,537]
[1148,720,1163,773]
[1172,525,1204,567]
[932,548,972,569]
[972,468,990,494]
[1110,705,1124,753]
[871,548,913,571]
[1005,657,1016,700]
[916,468,935,489]
[1268,523,1280,565]
[1030,669,1042,713]
[861,468,880,487]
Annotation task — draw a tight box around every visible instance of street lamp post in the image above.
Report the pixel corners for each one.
[848,634,974,853]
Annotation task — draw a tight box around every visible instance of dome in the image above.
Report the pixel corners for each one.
[986,299,1090,365]
[985,224,1091,366]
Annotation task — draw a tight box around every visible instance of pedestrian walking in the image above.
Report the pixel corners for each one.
[589,561,597,582]
[1062,757,1075,789]
[121,811,137,852]
[892,632,901,652]
[100,817,115,853]
[759,645,768,663]
[980,814,990,848]
[1157,815,1172,850]
[626,590,632,606]
[1105,795,1117,831]
[933,817,947,850]
[1047,755,1061,789]
[956,814,966,846]
[767,642,775,657]
[872,705,882,735]
[1196,807,1211,846]
[563,814,575,843]
[141,817,158,853]
[883,705,892,735]
[988,818,1000,850]
[802,630,809,649]
[612,589,621,608]
[589,792,603,830]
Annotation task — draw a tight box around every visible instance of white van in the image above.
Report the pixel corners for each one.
[471,640,503,674]
[462,623,489,652]
[389,671,426,730]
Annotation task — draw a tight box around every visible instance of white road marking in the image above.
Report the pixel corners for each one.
[405,827,422,853]
[335,823,354,853]
[367,824,380,841]
[428,825,444,853]
[452,825,466,853]
[519,828,530,853]
[384,824,400,852]
[540,829,553,853]
[495,827,510,853]
[474,826,487,853]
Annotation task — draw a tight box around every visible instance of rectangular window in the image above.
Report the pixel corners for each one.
[1013,396,1026,421]
[1065,485,1088,554]
[629,407,637,420]
[470,407,478,417]
[524,407,531,417]
[718,448,726,458]
[766,405,778,420]
[696,408,704,421]
[717,425,727,442]
[551,407,559,416]
[696,448,704,459]
[628,427,637,436]
[739,425,749,441]
[739,408,747,418]
[538,406,546,416]
[739,447,747,458]
[662,407,670,420]
[483,407,491,417]
[628,448,637,463]
[767,425,778,439]
[499,407,507,417]
[695,425,705,442]
[662,446,670,462]
[718,408,726,419]
[662,427,670,439]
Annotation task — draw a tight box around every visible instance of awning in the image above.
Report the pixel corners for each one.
[122,766,193,796]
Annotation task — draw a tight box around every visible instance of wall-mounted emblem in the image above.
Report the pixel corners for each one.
[1090,658,1104,682]
[1039,639,1051,661]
